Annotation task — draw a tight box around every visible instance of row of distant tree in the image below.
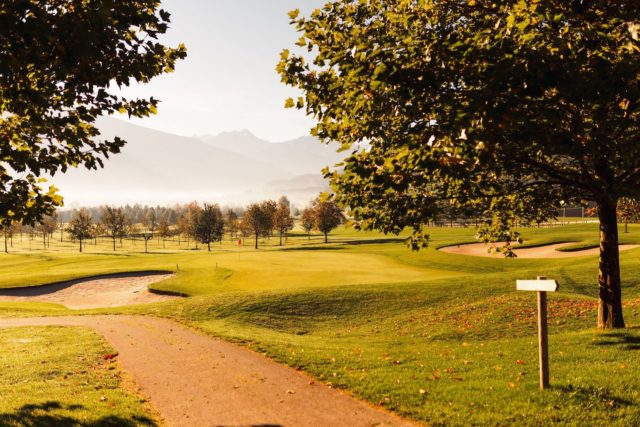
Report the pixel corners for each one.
[1,196,345,253]
[5,196,637,254]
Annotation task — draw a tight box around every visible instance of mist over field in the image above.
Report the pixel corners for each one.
[48,117,345,208]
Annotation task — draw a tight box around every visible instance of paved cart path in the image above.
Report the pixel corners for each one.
[0,315,413,427]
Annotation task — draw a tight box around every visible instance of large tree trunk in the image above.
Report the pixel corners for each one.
[597,198,625,329]
[324,232,328,243]
[254,231,259,249]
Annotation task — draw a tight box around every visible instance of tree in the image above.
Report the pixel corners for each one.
[260,200,278,238]
[279,3,640,329]
[67,209,93,253]
[225,209,239,241]
[101,206,125,251]
[36,214,58,249]
[59,214,65,242]
[242,203,269,249]
[145,209,158,239]
[187,202,202,249]
[1,222,14,253]
[123,214,138,246]
[0,2,186,230]
[176,213,190,246]
[301,207,315,240]
[194,204,224,252]
[311,198,344,244]
[157,217,171,249]
[274,197,294,245]
[617,198,640,234]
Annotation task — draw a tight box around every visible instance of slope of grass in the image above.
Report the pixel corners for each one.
[2,224,640,425]
[0,326,158,426]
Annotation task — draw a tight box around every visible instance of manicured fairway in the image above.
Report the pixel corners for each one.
[1,223,640,425]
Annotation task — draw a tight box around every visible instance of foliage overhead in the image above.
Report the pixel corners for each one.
[278,0,640,250]
[0,0,187,227]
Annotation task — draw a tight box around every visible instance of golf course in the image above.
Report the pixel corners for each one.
[1,223,639,426]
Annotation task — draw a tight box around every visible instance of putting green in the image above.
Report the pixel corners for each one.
[216,250,462,291]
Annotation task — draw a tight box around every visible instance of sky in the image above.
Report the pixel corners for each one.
[121,0,325,142]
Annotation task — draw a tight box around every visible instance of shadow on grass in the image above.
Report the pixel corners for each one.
[592,331,640,350]
[556,384,635,407]
[279,246,344,252]
[340,238,406,245]
[0,401,157,426]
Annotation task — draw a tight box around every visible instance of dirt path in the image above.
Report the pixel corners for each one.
[0,316,413,427]
[0,273,178,309]
[439,242,640,258]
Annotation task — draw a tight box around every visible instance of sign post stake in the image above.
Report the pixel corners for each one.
[536,276,549,390]
[516,276,558,390]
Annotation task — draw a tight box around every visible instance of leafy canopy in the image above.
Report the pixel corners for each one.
[0,0,187,227]
[278,1,640,249]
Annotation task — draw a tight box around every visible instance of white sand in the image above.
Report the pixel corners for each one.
[439,242,640,259]
[0,273,178,309]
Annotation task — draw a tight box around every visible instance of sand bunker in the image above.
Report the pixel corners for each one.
[0,272,179,309]
[440,242,640,259]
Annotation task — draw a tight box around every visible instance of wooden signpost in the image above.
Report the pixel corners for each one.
[516,276,558,390]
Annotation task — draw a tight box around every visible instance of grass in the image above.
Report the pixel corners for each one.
[0,326,158,426]
[2,223,640,425]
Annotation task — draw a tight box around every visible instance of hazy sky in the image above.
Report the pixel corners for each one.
[120,0,325,142]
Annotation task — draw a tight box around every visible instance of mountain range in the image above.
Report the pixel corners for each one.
[47,117,345,208]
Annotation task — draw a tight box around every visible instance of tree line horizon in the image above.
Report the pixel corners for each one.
[4,196,638,256]
[1,196,345,253]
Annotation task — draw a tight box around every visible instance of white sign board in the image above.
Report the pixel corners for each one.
[516,280,558,292]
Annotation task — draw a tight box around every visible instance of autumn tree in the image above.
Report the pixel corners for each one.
[311,198,344,244]
[225,209,239,241]
[101,206,125,251]
[176,213,190,246]
[187,202,202,249]
[0,2,186,231]
[194,204,224,251]
[36,214,58,249]
[67,209,93,253]
[242,203,269,249]
[274,197,294,245]
[1,222,14,253]
[260,200,278,238]
[279,2,640,329]
[617,198,640,234]
[301,207,315,240]
[157,217,171,249]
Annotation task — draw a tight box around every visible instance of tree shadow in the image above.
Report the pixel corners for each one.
[340,238,406,245]
[0,401,157,427]
[280,246,344,252]
[592,331,640,350]
[555,385,634,407]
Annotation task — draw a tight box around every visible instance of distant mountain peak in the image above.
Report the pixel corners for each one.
[214,128,259,139]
